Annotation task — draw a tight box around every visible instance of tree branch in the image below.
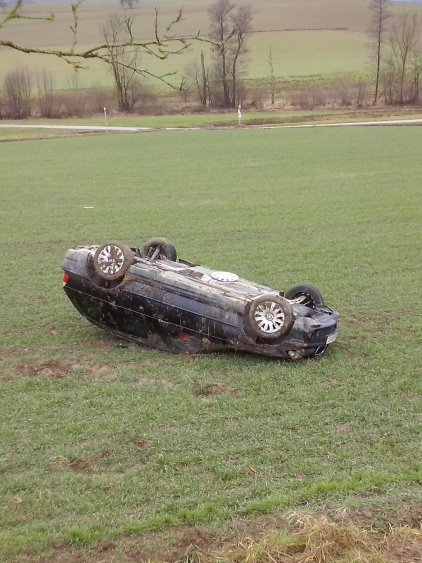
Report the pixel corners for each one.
[0,0,54,28]
[0,0,211,82]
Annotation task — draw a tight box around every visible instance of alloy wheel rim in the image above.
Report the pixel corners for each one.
[254,301,285,334]
[97,244,124,275]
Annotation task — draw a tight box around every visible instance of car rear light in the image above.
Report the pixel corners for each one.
[63,273,69,285]
[178,332,196,342]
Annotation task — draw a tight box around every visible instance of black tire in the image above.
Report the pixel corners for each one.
[93,241,134,281]
[285,284,325,308]
[247,294,294,340]
[140,238,177,262]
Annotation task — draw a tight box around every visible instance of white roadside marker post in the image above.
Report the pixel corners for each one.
[104,107,108,132]
[238,104,242,126]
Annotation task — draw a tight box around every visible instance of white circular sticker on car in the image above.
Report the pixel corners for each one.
[211,271,239,282]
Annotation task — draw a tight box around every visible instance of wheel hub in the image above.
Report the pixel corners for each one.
[254,302,285,334]
[97,244,124,275]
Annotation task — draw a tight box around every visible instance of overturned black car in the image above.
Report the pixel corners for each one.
[62,238,339,360]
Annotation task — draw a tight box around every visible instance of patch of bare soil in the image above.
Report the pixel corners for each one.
[15,360,73,378]
[134,356,197,368]
[4,340,200,381]
[30,505,422,563]
[55,449,111,473]
[14,359,111,379]
[1,337,112,359]
[191,381,239,397]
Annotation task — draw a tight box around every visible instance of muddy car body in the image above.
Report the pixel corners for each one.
[62,239,339,360]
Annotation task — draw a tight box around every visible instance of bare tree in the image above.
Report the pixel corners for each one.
[178,76,189,105]
[409,48,422,103]
[208,0,234,107]
[208,0,253,108]
[184,51,209,106]
[66,71,86,116]
[368,0,392,105]
[268,45,275,105]
[229,4,252,107]
[381,52,396,104]
[0,0,7,13]
[333,77,352,106]
[199,51,209,106]
[36,68,55,117]
[4,67,32,118]
[355,80,368,107]
[388,8,421,103]
[102,13,145,112]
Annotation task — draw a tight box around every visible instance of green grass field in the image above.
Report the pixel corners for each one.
[3,0,420,88]
[1,125,422,561]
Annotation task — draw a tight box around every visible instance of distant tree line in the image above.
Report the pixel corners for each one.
[0,66,377,120]
[182,0,422,109]
[368,0,422,105]
[0,68,118,119]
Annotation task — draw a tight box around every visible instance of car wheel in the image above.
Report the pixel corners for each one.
[247,294,294,340]
[140,238,177,261]
[93,241,134,281]
[285,284,325,308]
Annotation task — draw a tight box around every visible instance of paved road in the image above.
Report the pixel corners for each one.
[0,124,151,132]
[1,118,422,133]
[267,118,422,129]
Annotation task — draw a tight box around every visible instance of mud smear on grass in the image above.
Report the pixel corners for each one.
[191,380,240,397]
[32,506,422,563]
[14,360,111,379]
[56,449,112,473]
